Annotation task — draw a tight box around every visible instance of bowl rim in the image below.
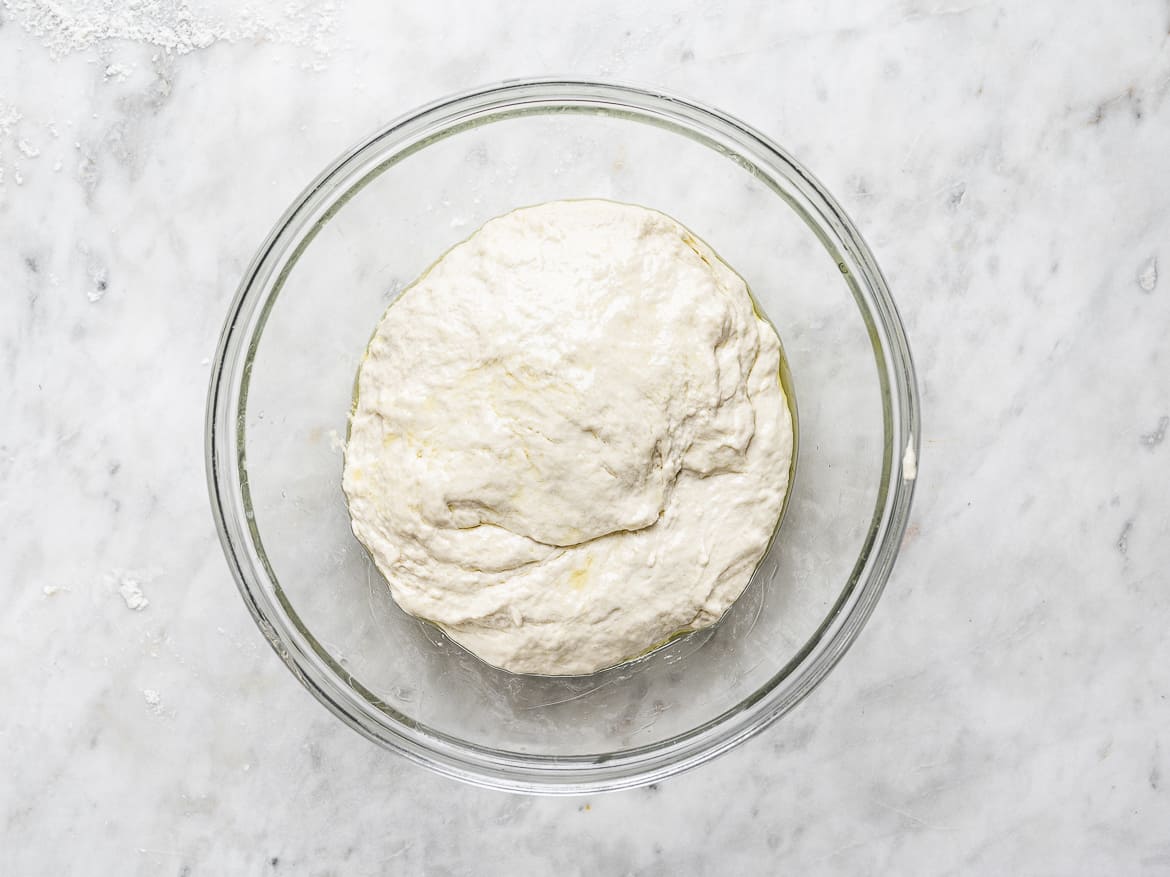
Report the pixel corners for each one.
[205,77,921,794]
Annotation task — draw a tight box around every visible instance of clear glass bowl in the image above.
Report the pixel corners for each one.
[205,79,920,793]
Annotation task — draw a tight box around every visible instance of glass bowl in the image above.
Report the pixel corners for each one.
[205,79,920,793]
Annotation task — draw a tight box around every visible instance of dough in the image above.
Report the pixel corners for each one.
[343,200,793,675]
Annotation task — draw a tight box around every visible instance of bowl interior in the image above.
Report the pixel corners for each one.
[223,89,902,783]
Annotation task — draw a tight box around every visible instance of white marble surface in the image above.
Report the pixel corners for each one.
[2,0,1169,873]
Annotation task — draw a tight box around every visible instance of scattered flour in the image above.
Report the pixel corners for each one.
[103,63,132,82]
[0,100,21,136]
[1137,257,1158,293]
[142,688,165,715]
[0,100,22,188]
[87,264,109,302]
[1141,415,1169,449]
[42,584,70,596]
[2,0,342,66]
[117,576,150,611]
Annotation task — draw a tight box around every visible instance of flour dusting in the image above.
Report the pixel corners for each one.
[1137,257,1158,293]
[3,0,341,66]
[143,688,165,715]
[117,576,150,611]
[103,63,133,82]
[0,100,22,137]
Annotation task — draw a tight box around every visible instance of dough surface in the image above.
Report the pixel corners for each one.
[343,199,793,675]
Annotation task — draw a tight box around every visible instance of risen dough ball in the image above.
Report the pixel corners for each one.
[343,200,792,675]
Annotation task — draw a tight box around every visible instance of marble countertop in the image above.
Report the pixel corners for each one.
[3,0,1168,873]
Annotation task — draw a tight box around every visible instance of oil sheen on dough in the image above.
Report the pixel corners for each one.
[343,200,793,675]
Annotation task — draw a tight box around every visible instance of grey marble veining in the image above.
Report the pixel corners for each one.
[2,1,1168,873]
